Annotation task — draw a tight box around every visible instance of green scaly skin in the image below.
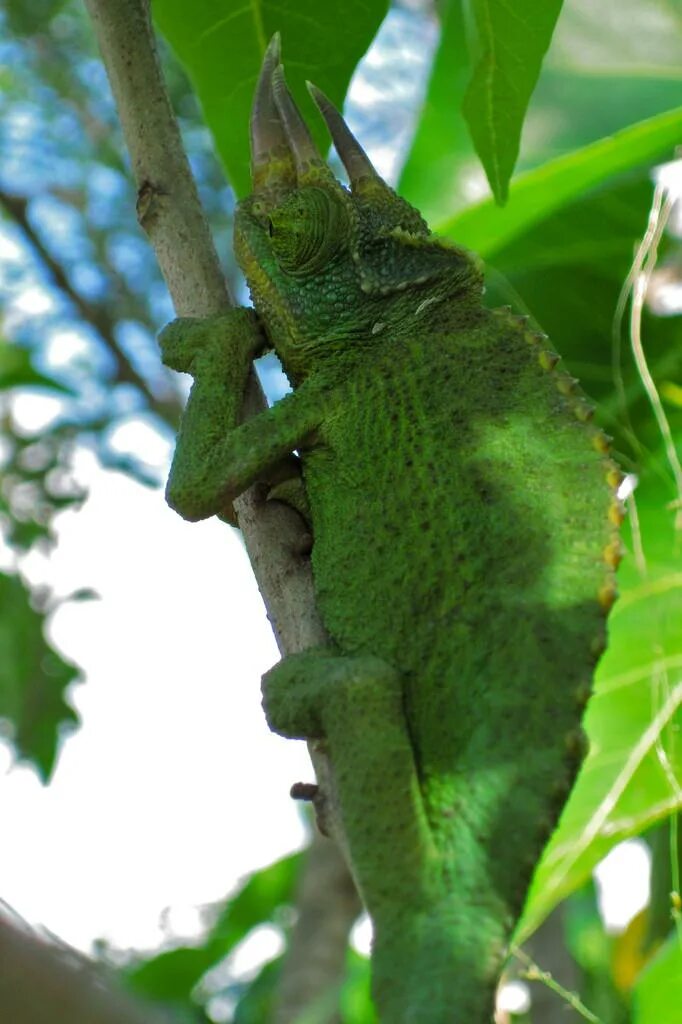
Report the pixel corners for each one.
[160,42,621,1023]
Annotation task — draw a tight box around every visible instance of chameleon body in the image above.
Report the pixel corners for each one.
[160,38,621,1024]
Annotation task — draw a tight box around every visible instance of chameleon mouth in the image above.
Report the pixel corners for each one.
[249,34,384,202]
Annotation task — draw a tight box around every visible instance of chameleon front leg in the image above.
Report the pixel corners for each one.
[159,309,319,523]
[264,651,479,1024]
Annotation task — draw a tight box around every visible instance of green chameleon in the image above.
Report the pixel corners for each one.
[160,36,622,1024]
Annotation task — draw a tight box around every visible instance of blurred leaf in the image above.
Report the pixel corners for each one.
[66,587,100,602]
[232,954,281,1024]
[0,339,74,394]
[632,933,682,1023]
[646,816,682,952]
[398,0,473,224]
[438,106,682,256]
[3,0,68,36]
[518,472,682,941]
[340,948,376,1024]
[612,909,651,993]
[154,0,389,197]
[127,850,301,1001]
[513,0,682,171]
[0,571,79,780]
[482,170,682,463]
[461,0,564,204]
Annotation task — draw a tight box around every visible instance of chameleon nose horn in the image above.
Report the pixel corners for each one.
[306,82,380,191]
[250,34,296,192]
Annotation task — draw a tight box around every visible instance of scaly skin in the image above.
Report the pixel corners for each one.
[160,39,621,1023]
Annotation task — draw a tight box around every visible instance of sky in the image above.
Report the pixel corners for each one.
[0,443,312,954]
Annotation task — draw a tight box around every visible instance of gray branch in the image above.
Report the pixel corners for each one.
[77,3,358,1023]
[273,832,363,1024]
[0,188,181,425]
[0,911,173,1024]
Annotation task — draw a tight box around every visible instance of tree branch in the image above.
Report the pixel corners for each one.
[0,188,181,426]
[80,2,358,1022]
[274,832,362,1024]
[0,911,173,1024]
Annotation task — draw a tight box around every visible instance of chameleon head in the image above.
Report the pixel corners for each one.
[235,35,483,383]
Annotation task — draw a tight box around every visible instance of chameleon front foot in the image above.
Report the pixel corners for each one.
[159,308,263,375]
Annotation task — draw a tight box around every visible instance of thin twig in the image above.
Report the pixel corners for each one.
[0,188,180,424]
[511,945,603,1023]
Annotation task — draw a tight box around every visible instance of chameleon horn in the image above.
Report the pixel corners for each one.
[271,64,335,184]
[307,83,379,190]
[250,34,296,192]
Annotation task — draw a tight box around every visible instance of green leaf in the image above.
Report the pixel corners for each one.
[517,473,682,941]
[481,169,682,463]
[0,572,79,780]
[398,0,473,225]
[127,850,302,1000]
[461,0,564,204]
[154,0,389,197]
[633,933,682,1023]
[438,105,682,257]
[340,948,376,1024]
[0,339,73,394]
[232,955,281,1024]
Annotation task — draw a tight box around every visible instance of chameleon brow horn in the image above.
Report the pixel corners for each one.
[307,81,429,235]
[306,82,380,190]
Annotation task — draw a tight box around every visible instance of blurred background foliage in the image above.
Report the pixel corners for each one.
[0,0,680,1021]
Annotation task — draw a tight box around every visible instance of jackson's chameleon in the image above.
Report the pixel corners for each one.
[160,36,622,1024]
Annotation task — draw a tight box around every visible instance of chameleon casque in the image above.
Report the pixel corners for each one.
[160,36,622,1024]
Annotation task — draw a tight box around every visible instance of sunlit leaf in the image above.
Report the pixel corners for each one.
[517,473,682,941]
[0,571,79,780]
[439,106,682,256]
[632,933,682,1023]
[154,0,389,196]
[461,0,564,204]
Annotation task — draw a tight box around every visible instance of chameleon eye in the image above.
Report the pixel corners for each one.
[269,187,346,275]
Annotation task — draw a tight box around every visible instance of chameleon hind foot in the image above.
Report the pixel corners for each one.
[262,649,439,909]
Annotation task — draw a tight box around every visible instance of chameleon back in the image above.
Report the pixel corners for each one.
[299,303,618,1012]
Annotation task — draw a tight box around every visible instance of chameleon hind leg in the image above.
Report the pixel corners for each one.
[263,650,490,1023]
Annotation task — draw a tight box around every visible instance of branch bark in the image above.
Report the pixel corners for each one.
[78,2,358,1023]
[0,188,181,425]
[0,911,173,1024]
[273,832,363,1024]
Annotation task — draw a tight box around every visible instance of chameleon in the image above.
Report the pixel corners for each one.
[159,35,622,1024]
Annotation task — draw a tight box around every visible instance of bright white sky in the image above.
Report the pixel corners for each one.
[0,443,312,954]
